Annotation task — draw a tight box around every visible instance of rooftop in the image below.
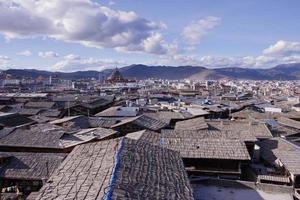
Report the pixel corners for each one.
[0,112,35,127]
[231,109,300,120]
[161,129,257,142]
[88,117,119,128]
[36,138,194,200]
[175,117,208,131]
[207,120,273,139]
[161,138,251,160]
[125,129,161,145]
[259,137,300,175]
[0,152,66,180]
[277,117,300,129]
[19,108,42,116]
[111,114,168,131]
[24,101,56,109]
[95,106,139,117]
[0,124,97,151]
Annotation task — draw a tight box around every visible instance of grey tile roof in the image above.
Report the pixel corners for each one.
[231,109,300,120]
[155,111,186,119]
[39,109,64,118]
[29,115,53,123]
[134,115,168,130]
[161,138,251,160]
[35,138,194,200]
[207,120,273,139]
[0,124,65,149]
[110,139,194,200]
[144,111,187,124]
[259,138,300,175]
[24,102,56,109]
[125,130,146,140]
[50,115,90,130]
[74,127,118,140]
[180,111,195,119]
[88,117,118,128]
[274,150,300,175]
[0,124,96,150]
[36,139,117,200]
[49,116,83,124]
[175,117,208,131]
[112,115,168,131]
[161,129,257,142]
[125,129,161,145]
[0,113,35,127]
[0,152,66,180]
[144,112,172,124]
[184,107,210,117]
[26,192,40,200]
[277,117,300,129]
[80,96,114,109]
[0,128,15,139]
[19,108,42,116]
[59,133,96,148]
[95,106,138,117]
[270,124,300,137]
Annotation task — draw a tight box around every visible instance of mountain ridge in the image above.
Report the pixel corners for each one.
[1,63,299,80]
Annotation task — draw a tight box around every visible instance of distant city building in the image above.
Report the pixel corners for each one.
[106,68,126,83]
[106,68,134,84]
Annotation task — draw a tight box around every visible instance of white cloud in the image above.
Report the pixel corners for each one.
[155,40,300,68]
[156,54,298,69]
[64,54,81,60]
[263,40,300,56]
[38,51,59,58]
[182,16,221,45]
[0,0,171,54]
[16,50,32,56]
[0,55,10,68]
[198,55,276,68]
[53,56,126,71]
[281,55,300,63]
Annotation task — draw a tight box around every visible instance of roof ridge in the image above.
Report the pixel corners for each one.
[104,138,125,200]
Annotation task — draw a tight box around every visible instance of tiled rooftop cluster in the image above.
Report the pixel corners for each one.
[0,78,299,199]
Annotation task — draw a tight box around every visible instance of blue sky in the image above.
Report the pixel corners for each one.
[0,0,300,71]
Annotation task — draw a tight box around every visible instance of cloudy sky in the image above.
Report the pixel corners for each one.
[0,0,300,71]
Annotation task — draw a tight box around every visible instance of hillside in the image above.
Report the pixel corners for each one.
[188,69,227,80]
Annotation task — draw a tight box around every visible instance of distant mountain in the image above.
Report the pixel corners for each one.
[119,64,207,80]
[2,63,300,80]
[119,63,300,80]
[269,63,300,79]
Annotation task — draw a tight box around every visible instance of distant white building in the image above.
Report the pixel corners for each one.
[255,103,282,113]
[264,106,282,113]
[3,79,20,85]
